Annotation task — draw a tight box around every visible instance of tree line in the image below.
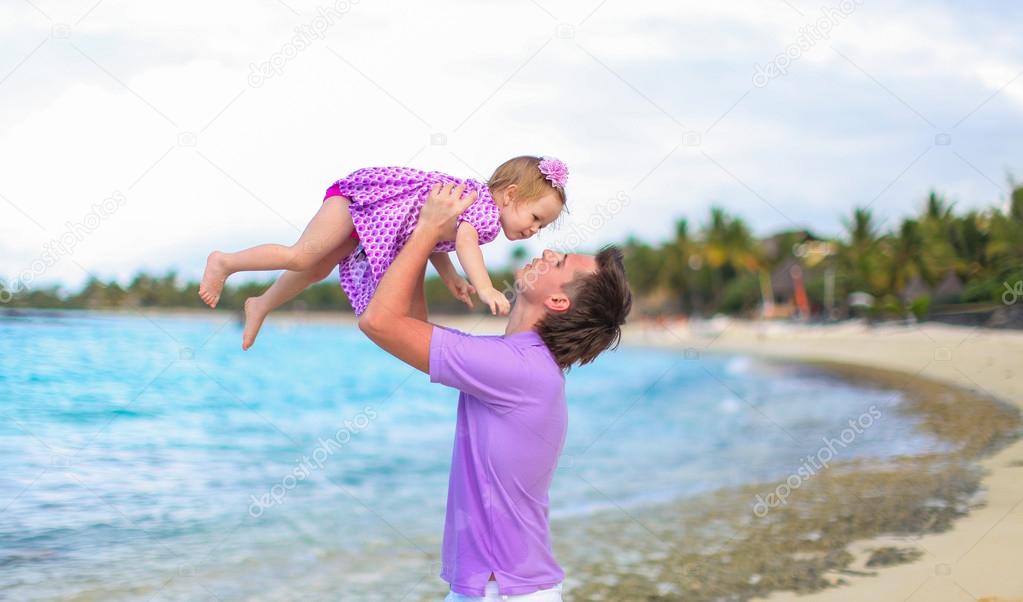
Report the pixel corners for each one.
[624,185,1023,321]
[5,185,1022,321]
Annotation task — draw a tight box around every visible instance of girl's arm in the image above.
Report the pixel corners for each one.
[455,222,510,315]
[429,251,457,280]
[432,250,477,310]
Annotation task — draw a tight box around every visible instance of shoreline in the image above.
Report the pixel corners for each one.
[613,318,1023,602]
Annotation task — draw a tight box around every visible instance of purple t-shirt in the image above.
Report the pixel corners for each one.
[429,325,567,596]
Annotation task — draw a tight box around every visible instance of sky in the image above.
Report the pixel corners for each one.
[1,0,1021,290]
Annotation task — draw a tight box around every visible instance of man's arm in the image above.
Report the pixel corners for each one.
[411,262,428,323]
[358,183,478,373]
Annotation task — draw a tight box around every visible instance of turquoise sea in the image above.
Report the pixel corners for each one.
[0,311,945,601]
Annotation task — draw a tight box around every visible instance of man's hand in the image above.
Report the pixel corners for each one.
[419,182,478,241]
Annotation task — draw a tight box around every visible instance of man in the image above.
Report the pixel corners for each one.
[359,182,633,601]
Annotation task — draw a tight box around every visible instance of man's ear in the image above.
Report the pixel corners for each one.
[543,292,571,313]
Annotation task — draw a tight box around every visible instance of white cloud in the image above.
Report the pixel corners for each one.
[1,0,1021,289]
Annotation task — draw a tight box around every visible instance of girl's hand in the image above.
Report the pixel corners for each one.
[477,287,511,316]
[443,274,476,310]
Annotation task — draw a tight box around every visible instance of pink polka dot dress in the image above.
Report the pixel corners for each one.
[323,166,502,315]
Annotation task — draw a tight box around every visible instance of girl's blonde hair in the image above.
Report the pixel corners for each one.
[487,156,568,206]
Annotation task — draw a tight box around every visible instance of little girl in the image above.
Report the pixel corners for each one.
[198,155,569,349]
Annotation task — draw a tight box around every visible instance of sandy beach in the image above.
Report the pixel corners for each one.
[619,317,1023,602]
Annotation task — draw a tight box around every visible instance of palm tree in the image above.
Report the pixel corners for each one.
[916,191,959,284]
[660,219,699,314]
[987,185,1023,298]
[887,218,924,295]
[839,207,880,293]
[948,211,990,282]
[622,236,663,297]
[988,185,1023,262]
[700,207,759,310]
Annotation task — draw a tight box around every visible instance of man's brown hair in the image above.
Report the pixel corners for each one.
[536,245,633,371]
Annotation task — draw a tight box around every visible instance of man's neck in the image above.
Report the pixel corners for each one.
[504,298,543,336]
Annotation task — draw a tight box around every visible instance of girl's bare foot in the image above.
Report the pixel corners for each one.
[242,297,268,350]
[199,251,230,308]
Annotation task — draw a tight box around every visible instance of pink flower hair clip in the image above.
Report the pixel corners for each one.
[537,156,569,190]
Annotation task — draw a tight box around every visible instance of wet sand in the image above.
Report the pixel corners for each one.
[550,359,1019,601]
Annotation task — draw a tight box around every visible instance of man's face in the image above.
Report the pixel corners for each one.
[513,249,598,311]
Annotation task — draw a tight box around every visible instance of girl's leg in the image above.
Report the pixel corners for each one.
[241,236,358,350]
[199,195,354,308]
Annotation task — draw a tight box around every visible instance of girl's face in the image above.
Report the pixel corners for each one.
[496,188,563,241]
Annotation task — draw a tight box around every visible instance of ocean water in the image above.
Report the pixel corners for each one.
[0,312,946,601]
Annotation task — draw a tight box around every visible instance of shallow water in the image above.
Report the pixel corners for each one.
[0,312,946,600]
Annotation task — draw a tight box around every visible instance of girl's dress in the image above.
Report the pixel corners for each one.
[323,166,502,315]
